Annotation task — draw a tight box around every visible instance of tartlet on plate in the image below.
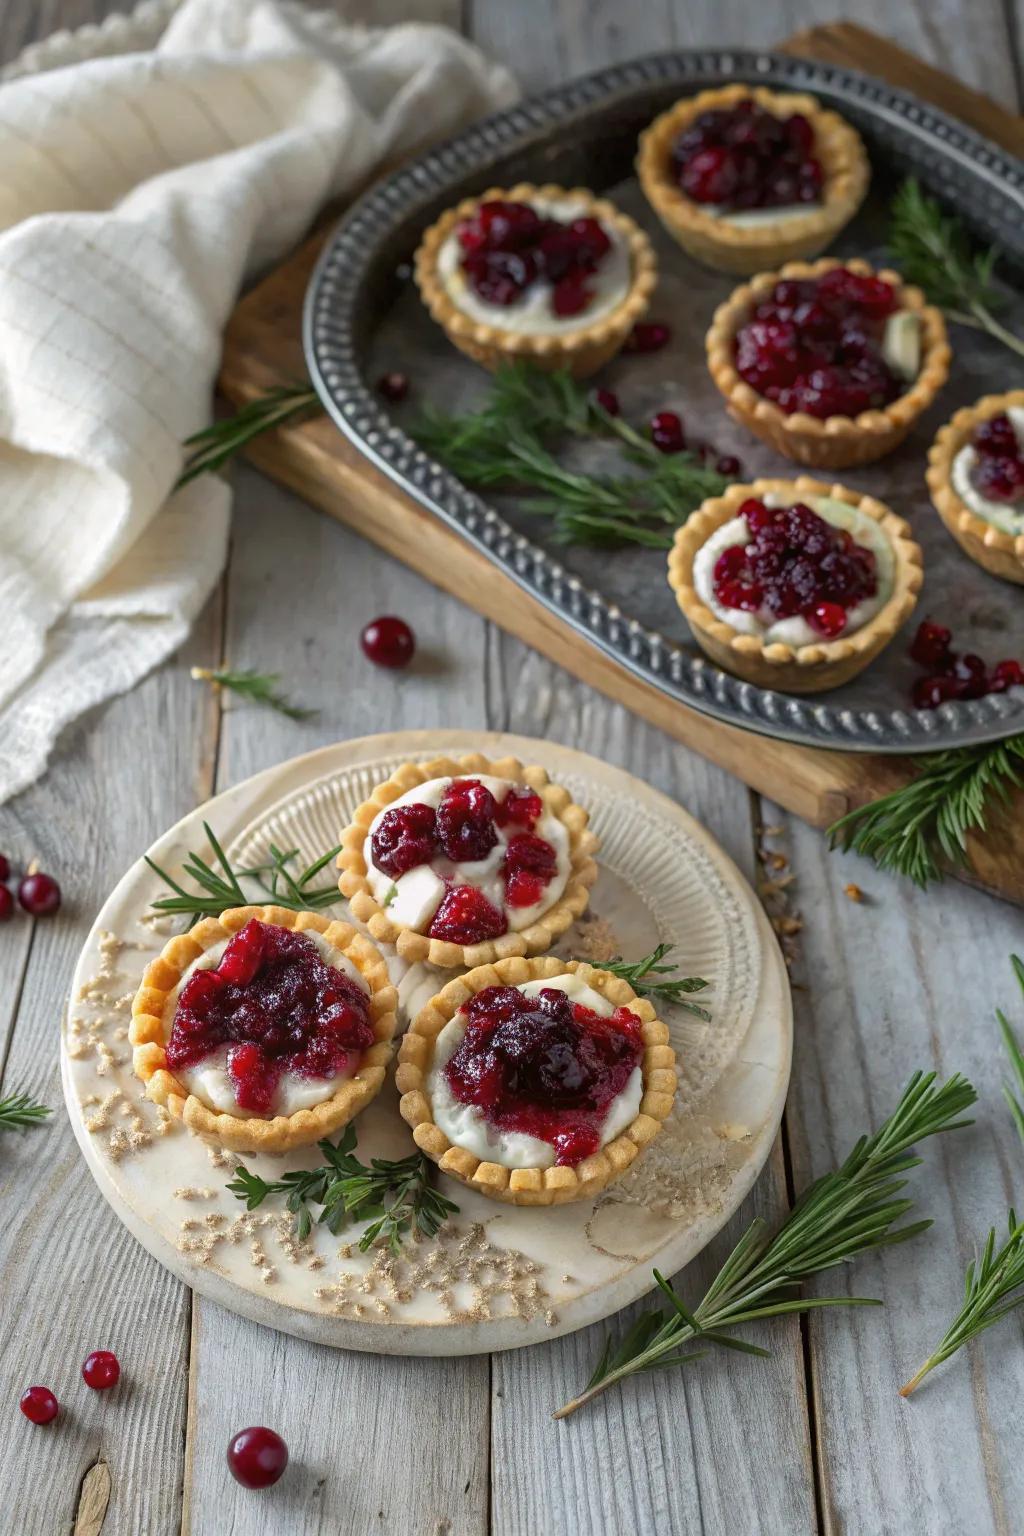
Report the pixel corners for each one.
[926,390,1024,585]
[130,905,397,1153]
[636,84,870,276]
[337,754,599,969]
[706,257,950,469]
[667,476,923,693]
[414,182,657,377]
[396,956,676,1206]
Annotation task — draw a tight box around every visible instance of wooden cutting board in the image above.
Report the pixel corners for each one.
[217,23,1024,905]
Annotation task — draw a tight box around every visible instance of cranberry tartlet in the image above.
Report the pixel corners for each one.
[396,956,675,1206]
[706,258,950,469]
[338,755,599,969]
[130,906,397,1152]
[636,85,869,277]
[926,391,1024,586]
[414,183,657,377]
[668,477,923,692]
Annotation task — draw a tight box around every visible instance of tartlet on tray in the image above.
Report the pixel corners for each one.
[130,906,397,1153]
[667,476,924,693]
[396,956,676,1206]
[706,257,950,469]
[636,84,870,276]
[337,754,599,969]
[927,390,1024,585]
[414,182,657,377]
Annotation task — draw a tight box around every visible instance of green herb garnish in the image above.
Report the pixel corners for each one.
[191,666,315,721]
[600,944,710,1019]
[175,383,320,489]
[146,822,341,925]
[0,1093,51,1132]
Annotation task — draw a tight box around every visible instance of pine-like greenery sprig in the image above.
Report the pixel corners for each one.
[0,1093,51,1132]
[599,944,710,1019]
[191,666,316,721]
[146,822,341,925]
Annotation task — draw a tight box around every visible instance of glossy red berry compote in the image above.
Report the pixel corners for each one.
[967,412,1024,503]
[909,619,1024,709]
[455,200,615,318]
[369,780,560,942]
[712,498,877,637]
[165,921,373,1115]
[227,1426,289,1489]
[444,985,643,1165]
[82,1350,120,1390]
[20,1387,58,1425]
[734,268,904,419]
[672,98,823,210]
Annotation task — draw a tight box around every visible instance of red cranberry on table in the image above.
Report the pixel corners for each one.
[227,1426,289,1489]
[376,372,409,404]
[592,387,620,416]
[360,616,415,670]
[18,871,61,917]
[0,854,8,882]
[650,411,685,454]
[20,1387,59,1425]
[0,887,12,922]
[909,619,952,669]
[907,620,1024,708]
[715,455,742,477]
[623,321,671,354]
[82,1350,120,1391]
[990,659,1024,692]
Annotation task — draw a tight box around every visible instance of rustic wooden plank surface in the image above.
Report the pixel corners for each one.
[0,4,1023,1536]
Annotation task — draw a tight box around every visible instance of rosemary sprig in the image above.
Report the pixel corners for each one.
[413,362,727,547]
[901,956,1024,1395]
[888,180,1024,359]
[600,944,710,1020]
[146,821,341,924]
[827,734,1024,887]
[175,383,320,489]
[227,1125,459,1252]
[0,1092,51,1132]
[190,666,316,721]
[555,1069,976,1418]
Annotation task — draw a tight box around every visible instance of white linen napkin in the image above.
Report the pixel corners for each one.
[0,0,515,805]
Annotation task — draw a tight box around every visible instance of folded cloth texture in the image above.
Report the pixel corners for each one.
[0,0,515,805]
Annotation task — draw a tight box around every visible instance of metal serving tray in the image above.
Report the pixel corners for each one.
[304,49,1024,752]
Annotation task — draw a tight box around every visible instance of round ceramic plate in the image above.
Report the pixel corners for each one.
[62,731,792,1355]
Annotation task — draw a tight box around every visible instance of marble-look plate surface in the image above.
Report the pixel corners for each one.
[61,731,792,1355]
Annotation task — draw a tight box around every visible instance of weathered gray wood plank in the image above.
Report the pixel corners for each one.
[775,810,1024,1536]
[185,470,493,1536]
[0,597,220,1536]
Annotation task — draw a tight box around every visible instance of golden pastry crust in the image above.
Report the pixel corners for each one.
[705,257,951,468]
[926,391,1024,586]
[337,754,599,969]
[413,182,657,378]
[667,476,924,693]
[636,84,870,276]
[396,956,676,1206]
[129,906,397,1153]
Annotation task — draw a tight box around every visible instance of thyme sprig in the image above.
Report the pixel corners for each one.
[600,944,710,1019]
[556,1069,975,1418]
[827,734,1024,887]
[227,1125,459,1252]
[190,666,316,721]
[146,821,341,925]
[0,1093,51,1132]
[888,180,1024,359]
[901,957,1024,1395]
[413,362,728,547]
[175,383,320,489]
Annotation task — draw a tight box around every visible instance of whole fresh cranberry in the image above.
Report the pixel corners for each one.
[82,1350,120,1391]
[624,321,671,354]
[949,653,988,700]
[227,1426,289,1489]
[371,803,437,878]
[913,674,964,710]
[18,872,61,917]
[910,619,953,669]
[0,854,9,882]
[376,372,409,404]
[360,616,415,670]
[20,1387,59,1425]
[715,455,741,477]
[650,411,685,454]
[0,887,12,922]
[592,388,620,417]
[989,659,1024,692]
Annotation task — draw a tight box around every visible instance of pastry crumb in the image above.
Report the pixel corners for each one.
[844,882,865,903]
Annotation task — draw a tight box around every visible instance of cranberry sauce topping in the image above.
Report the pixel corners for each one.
[672,98,823,211]
[455,199,615,317]
[370,780,560,934]
[968,412,1024,504]
[165,920,374,1115]
[712,498,877,637]
[734,268,903,419]
[909,620,1024,710]
[443,985,643,1166]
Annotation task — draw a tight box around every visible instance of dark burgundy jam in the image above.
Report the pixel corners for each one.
[443,985,643,1166]
[671,97,823,210]
[165,920,374,1115]
[455,199,615,317]
[968,412,1024,504]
